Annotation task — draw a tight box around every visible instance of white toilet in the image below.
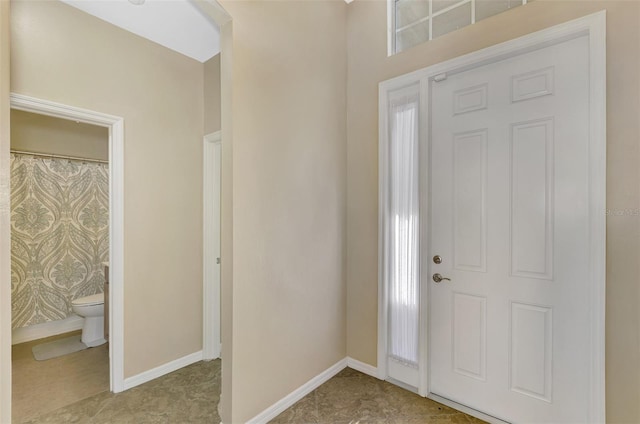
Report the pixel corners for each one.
[72,293,106,347]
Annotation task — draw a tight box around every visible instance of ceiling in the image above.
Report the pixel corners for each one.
[61,0,220,63]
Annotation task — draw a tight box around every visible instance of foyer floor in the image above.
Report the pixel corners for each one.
[17,358,221,424]
[270,367,485,424]
[17,353,483,423]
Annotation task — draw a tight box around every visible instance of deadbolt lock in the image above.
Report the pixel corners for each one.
[433,255,443,264]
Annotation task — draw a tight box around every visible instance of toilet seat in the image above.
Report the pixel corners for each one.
[72,293,104,307]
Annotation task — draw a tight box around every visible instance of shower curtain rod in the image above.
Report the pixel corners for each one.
[10,149,108,165]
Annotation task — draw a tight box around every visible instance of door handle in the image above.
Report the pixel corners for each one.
[432,273,451,283]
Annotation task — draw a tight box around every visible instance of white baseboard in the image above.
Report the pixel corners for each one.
[123,350,203,391]
[246,358,348,424]
[12,315,84,345]
[346,357,379,379]
[204,343,222,362]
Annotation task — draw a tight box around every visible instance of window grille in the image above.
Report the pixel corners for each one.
[391,0,529,54]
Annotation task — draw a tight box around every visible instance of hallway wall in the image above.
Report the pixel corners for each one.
[218,0,348,421]
[204,54,221,135]
[0,0,12,421]
[10,0,205,378]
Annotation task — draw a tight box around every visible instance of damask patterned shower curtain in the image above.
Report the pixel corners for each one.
[10,154,109,329]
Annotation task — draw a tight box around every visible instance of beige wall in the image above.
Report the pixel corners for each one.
[346,1,640,422]
[4,0,636,422]
[11,110,108,161]
[219,19,233,423]
[10,0,205,378]
[204,54,221,135]
[0,0,12,421]
[218,1,348,421]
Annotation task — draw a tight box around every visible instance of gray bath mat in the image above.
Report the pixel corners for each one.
[32,335,88,361]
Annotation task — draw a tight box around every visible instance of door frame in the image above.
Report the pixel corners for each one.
[5,93,126,394]
[203,131,221,360]
[378,11,606,422]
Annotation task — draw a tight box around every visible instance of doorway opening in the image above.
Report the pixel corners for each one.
[7,94,124,416]
[203,131,221,361]
[9,107,110,421]
[378,11,606,424]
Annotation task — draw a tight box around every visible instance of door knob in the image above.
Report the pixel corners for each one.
[432,273,451,283]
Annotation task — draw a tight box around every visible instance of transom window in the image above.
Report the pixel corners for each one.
[390,0,530,54]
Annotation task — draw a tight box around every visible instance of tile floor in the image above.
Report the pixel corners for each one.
[14,340,482,424]
[270,368,485,424]
[18,359,221,424]
[12,331,109,423]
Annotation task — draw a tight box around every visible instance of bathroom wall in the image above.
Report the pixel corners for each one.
[11,110,108,161]
[10,152,109,329]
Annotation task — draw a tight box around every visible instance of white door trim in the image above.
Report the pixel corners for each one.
[378,11,606,422]
[6,93,126,393]
[377,79,391,383]
[203,131,221,360]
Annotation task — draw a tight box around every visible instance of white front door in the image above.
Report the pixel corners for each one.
[429,34,591,423]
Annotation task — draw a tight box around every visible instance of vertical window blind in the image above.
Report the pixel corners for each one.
[387,90,420,367]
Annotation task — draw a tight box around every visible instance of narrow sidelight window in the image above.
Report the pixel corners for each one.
[387,87,420,367]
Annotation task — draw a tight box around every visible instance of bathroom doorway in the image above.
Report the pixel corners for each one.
[8,95,125,422]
